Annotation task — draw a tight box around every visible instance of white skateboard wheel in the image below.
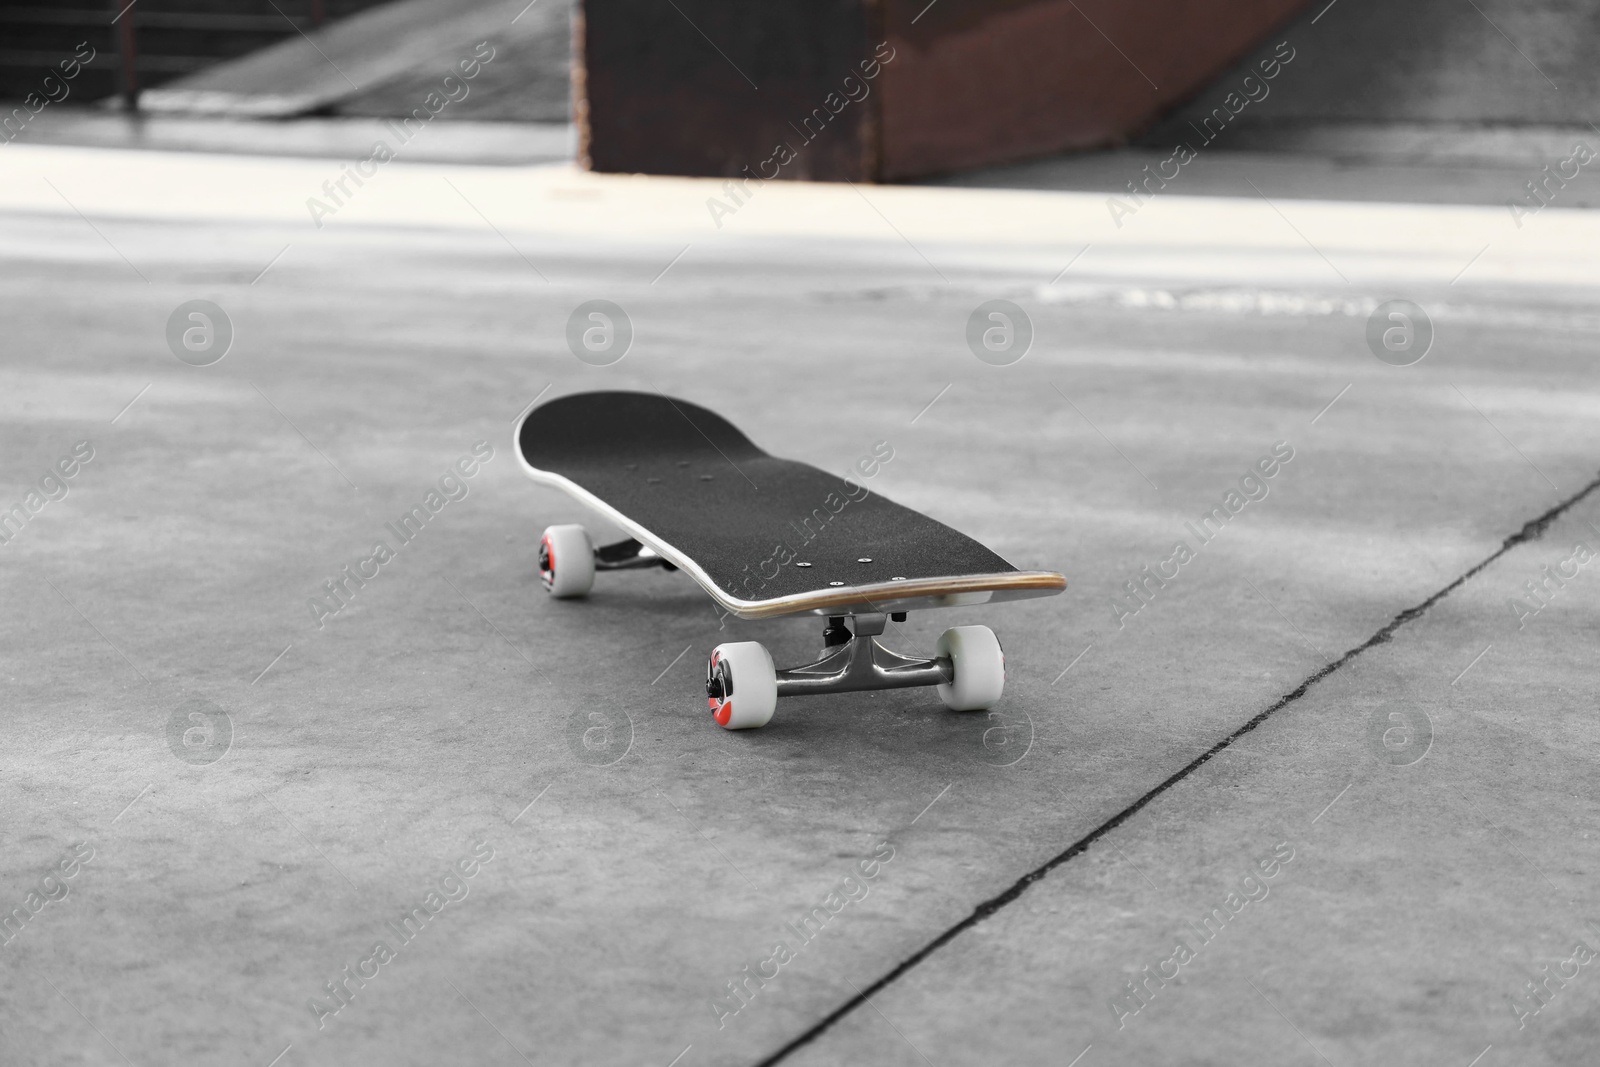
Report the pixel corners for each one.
[936,625,1005,711]
[538,524,595,598]
[706,642,777,730]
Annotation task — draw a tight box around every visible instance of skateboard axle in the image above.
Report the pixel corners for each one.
[773,614,953,699]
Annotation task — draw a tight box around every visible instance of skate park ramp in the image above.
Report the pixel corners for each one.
[1139,0,1600,159]
[1,0,574,163]
[136,0,572,119]
[935,0,1600,205]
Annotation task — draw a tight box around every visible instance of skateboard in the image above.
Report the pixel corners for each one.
[515,391,1066,729]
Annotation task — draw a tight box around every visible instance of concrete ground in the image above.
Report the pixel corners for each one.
[1,142,1597,1067]
[929,141,1600,210]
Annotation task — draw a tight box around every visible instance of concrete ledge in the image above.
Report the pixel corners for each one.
[2,111,573,165]
[1143,120,1600,167]
[3,142,1598,289]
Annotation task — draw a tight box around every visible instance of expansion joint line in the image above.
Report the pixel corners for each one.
[754,467,1600,1067]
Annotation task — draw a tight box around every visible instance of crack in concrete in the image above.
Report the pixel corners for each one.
[754,468,1600,1066]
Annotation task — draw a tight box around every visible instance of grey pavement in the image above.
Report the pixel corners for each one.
[926,141,1600,210]
[787,496,1600,1067]
[0,149,1597,1067]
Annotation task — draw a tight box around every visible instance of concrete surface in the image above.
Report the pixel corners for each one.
[4,144,1599,287]
[1,144,1597,1067]
[925,143,1600,210]
[14,113,1598,214]
[786,496,1600,1067]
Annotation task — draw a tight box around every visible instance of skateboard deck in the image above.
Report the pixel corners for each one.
[515,391,1066,620]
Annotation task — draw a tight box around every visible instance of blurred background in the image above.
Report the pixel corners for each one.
[1,0,1596,199]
